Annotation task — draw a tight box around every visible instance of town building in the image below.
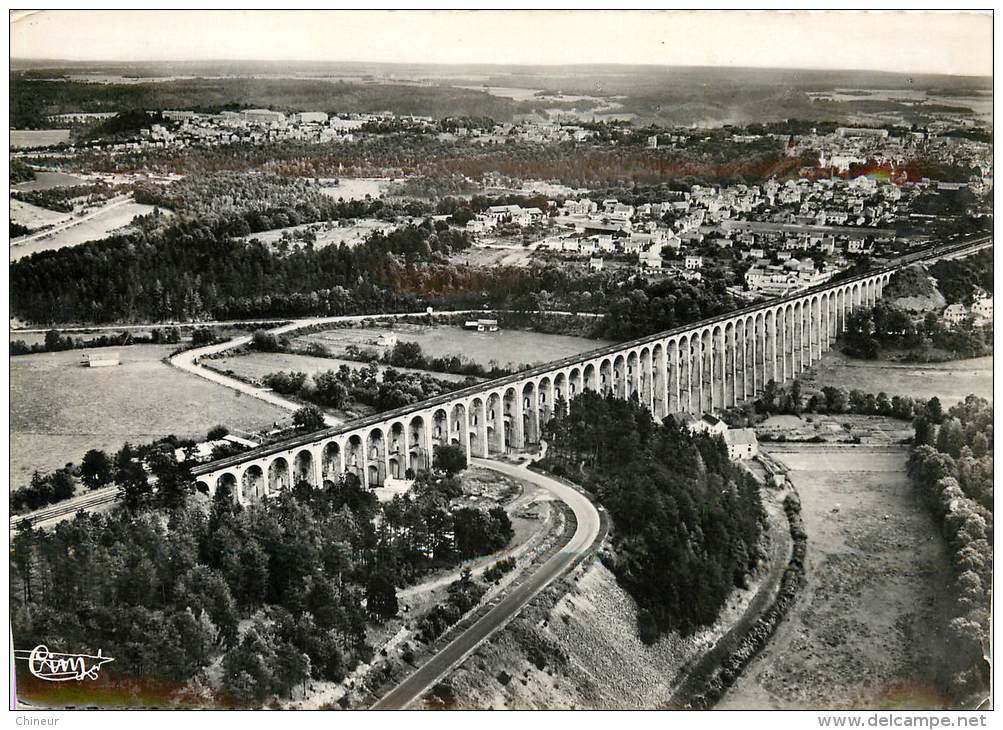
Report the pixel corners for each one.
[724,428,759,460]
[943,303,968,326]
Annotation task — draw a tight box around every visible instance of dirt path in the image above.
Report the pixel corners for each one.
[719,445,956,710]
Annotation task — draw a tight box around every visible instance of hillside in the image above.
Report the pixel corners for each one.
[420,488,791,710]
[883,264,946,314]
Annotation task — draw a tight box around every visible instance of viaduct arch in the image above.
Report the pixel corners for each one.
[193,239,990,503]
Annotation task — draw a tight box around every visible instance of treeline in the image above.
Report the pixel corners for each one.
[751,379,935,421]
[371,340,526,380]
[10,434,217,515]
[928,249,994,305]
[11,182,119,213]
[10,326,183,356]
[907,395,992,702]
[593,272,740,340]
[133,170,446,229]
[10,217,471,324]
[11,159,36,183]
[11,456,513,706]
[9,76,522,130]
[540,392,765,641]
[262,363,469,413]
[89,110,165,139]
[843,302,992,361]
[50,129,802,187]
[687,492,807,709]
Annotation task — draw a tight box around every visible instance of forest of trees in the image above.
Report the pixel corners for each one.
[591,271,740,341]
[12,456,513,706]
[840,252,993,361]
[10,214,472,324]
[927,249,994,304]
[907,394,992,702]
[539,392,765,642]
[260,362,471,413]
[842,302,992,361]
[11,158,36,183]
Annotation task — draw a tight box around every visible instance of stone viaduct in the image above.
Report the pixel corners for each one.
[192,237,991,504]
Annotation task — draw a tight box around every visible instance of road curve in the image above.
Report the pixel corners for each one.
[166,309,593,428]
[166,311,487,428]
[371,458,602,710]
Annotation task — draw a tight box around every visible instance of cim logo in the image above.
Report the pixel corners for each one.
[14,645,114,681]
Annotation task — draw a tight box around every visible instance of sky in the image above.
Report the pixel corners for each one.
[8,10,993,77]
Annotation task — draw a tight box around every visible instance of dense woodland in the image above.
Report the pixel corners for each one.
[60,134,803,188]
[259,362,471,413]
[907,395,992,702]
[539,392,765,642]
[11,453,513,706]
[10,215,469,323]
[926,249,995,304]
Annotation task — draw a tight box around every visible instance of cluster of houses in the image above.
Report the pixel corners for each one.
[133,109,375,149]
[463,174,922,287]
[942,290,993,327]
[437,121,595,145]
[785,126,993,183]
[60,109,399,154]
[743,257,841,297]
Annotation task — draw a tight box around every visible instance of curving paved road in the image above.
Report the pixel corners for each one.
[371,457,601,710]
[166,311,486,428]
[166,309,594,428]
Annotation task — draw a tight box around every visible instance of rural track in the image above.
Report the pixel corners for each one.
[10,194,133,246]
[10,488,119,530]
[370,458,601,710]
[165,309,595,426]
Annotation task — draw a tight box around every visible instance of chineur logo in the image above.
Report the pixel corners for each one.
[14,645,115,681]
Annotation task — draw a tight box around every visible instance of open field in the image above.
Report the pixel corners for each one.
[10,344,287,487]
[10,201,167,261]
[12,171,88,191]
[243,219,397,250]
[9,198,72,229]
[294,324,609,370]
[805,352,992,406]
[319,177,392,201]
[10,129,71,148]
[719,445,956,710]
[450,244,540,268]
[207,350,476,384]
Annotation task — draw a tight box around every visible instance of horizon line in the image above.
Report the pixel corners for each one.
[8,57,993,81]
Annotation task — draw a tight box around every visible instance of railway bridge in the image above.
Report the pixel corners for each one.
[192,237,991,503]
